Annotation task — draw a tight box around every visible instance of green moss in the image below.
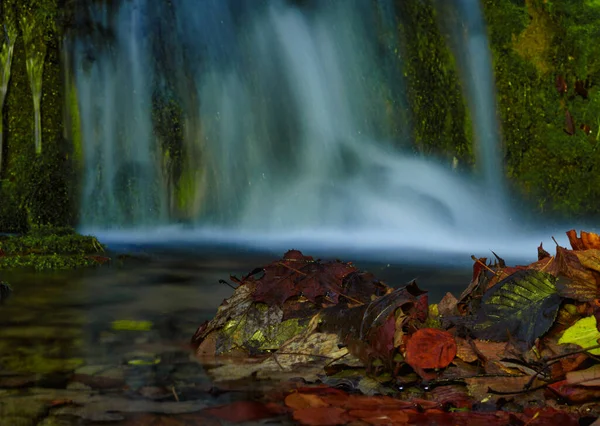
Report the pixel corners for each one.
[0,0,76,232]
[484,0,600,217]
[0,226,106,270]
[395,0,474,164]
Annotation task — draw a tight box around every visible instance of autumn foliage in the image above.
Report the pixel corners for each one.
[192,230,600,425]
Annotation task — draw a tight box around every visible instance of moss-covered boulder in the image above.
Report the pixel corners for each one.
[0,226,107,270]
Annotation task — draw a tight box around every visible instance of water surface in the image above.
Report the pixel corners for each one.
[0,248,470,424]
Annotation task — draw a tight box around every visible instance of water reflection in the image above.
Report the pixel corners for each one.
[0,249,469,423]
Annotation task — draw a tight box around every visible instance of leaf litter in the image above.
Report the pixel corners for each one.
[192,231,600,425]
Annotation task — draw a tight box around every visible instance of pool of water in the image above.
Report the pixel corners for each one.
[0,248,471,424]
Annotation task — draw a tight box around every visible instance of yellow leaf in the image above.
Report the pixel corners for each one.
[558,316,600,355]
[111,320,153,331]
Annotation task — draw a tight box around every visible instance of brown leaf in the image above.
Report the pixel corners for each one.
[292,406,350,425]
[566,364,600,386]
[555,246,598,302]
[566,230,600,251]
[538,243,551,260]
[285,392,329,409]
[321,393,413,410]
[438,292,458,317]
[454,337,478,363]
[348,408,409,425]
[405,328,457,371]
[465,375,538,403]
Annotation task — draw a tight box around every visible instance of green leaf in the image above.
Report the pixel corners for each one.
[559,316,600,355]
[472,270,562,346]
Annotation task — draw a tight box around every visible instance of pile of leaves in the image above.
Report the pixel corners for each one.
[192,231,600,425]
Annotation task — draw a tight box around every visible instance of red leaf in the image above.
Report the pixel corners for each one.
[202,400,277,423]
[292,407,350,425]
[547,380,600,403]
[251,251,359,306]
[405,328,457,370]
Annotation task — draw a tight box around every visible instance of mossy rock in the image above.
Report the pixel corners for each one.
[0,227,107,270]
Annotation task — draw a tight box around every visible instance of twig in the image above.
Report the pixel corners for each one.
[544,344,600,362]
[218,279,236,290]
[487,381,556,395]
[551,236,560,247]
[277,262,308,276]
[171,385,179,402]
[471,256,496,275]
[338,293,365,305]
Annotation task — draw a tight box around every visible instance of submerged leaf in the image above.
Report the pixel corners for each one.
[558,316,600,355]
[472,270,561,346]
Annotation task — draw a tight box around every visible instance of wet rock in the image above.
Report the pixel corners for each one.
[50,395,208,420]
[137,386,172,400]
[74,365,107,376]
[70,373,124,390]
[66,381,92,391]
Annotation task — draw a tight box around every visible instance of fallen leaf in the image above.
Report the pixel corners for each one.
[558,315,600,355]
[555,247,599,302]
[538,243,551,260]
[454,338,478,363]
[464,375,538,403]
[566,230,600,251]
[202,400,277,423]
[285,392,329,409]
[547,380,600,403]
[438,292,458,316]
[566,364,600,386]
[292,406,349,425]
[472,270,561,346]
[348,408,409,424]
[405,328,457,370]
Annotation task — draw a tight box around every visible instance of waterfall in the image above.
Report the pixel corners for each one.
[71,0,549,261]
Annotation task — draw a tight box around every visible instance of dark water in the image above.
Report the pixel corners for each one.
[0,248,470,424]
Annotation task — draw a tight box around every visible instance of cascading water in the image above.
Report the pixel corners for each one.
[71,0,558,263]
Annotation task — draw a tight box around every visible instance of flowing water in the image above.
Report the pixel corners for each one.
[69,0,564,262]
